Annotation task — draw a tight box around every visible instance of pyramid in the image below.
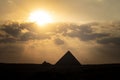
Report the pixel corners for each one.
[55,51,81,66]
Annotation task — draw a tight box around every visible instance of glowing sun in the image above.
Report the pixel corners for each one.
[28,10,53,26]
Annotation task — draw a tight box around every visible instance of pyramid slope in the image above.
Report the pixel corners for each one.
[55,51,81,66]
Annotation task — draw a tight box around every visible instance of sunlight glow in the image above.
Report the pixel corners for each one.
[28,10,53,26]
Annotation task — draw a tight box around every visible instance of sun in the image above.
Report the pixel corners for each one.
[28,10,53,26]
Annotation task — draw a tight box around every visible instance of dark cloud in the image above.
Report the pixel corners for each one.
[65,24,109,41]
[20,32,50,41]
[0,22,50,42]
[97,37,120,45]
[0,37,16,43]
[1,22,22,37]
[0,33,5,38]
[0,22,119,44]
[54,38,64,45]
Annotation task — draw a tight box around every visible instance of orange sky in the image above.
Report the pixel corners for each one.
[0,0,120,23]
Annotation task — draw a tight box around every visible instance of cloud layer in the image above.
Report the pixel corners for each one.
[0,22,120,64]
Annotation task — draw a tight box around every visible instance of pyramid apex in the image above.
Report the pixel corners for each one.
[66,50,73,54]
[42,61,51,66]
[67,50,71,53]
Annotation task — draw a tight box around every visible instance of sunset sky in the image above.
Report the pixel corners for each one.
[1,0,120,22]
[0,0,120,64]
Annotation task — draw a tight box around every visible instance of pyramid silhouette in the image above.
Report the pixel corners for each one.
[55,51,81,66]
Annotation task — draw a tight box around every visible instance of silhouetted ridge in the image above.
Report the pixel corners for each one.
[55,51,81,66]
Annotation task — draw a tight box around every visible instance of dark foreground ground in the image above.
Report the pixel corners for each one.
[0,64,120,80]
